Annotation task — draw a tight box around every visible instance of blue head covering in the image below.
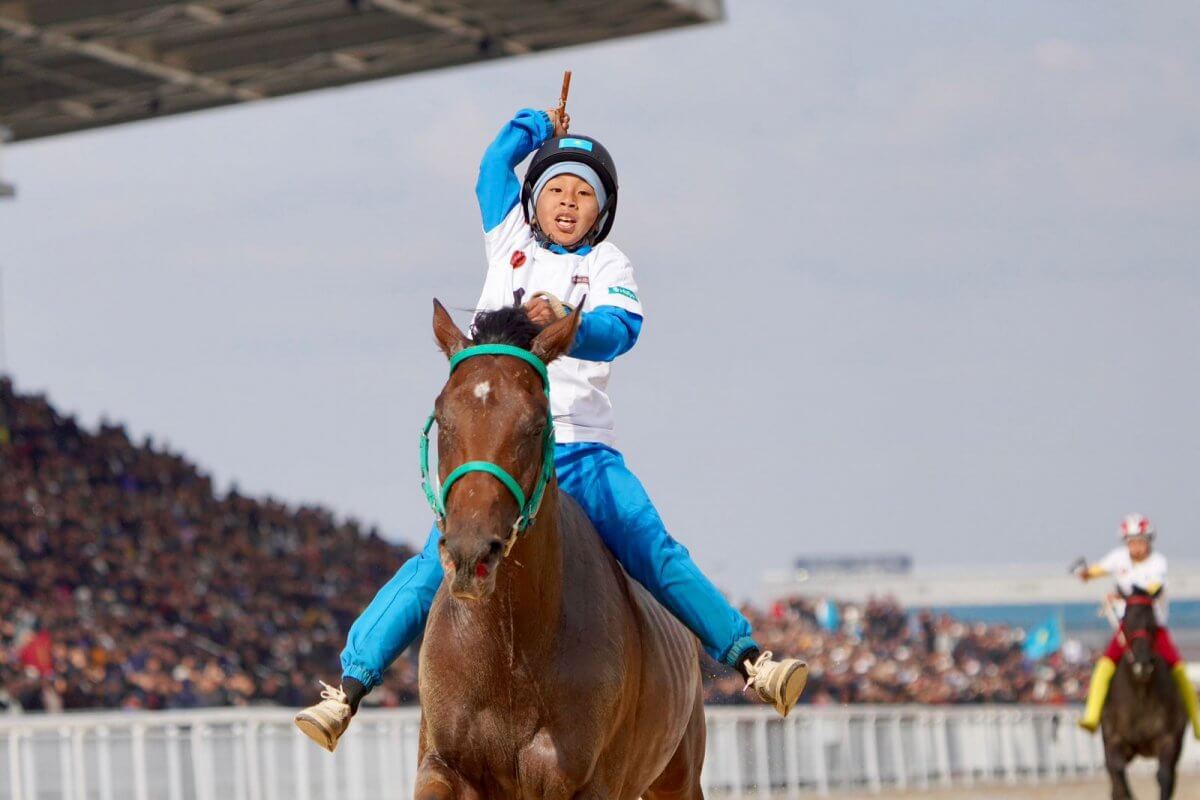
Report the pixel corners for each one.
[531,162,609,215]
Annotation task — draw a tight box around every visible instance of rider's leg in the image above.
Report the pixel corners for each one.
[296,523,444,751]
[340,522,444,696]
[555,442,807,715]
[1079,632,1122,732]
[1157,628,1200,739]
[555,443,753,664]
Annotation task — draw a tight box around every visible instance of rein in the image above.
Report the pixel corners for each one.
[1114,594,1158,661]
[420,344,556,556]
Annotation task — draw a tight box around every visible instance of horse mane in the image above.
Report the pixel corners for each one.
[469,306,541,350]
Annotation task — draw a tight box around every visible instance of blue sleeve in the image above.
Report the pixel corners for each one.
[569,306,643,362]
[476,108,554,232]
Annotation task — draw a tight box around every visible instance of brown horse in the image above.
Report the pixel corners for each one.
[1101,592,1187,800]
[414,301,706,800]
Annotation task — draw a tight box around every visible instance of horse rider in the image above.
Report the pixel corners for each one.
[294,105,809,751]
[1076,513,1200,738]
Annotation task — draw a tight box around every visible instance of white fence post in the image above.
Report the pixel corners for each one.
[70,726,87,800]
[166,725,184,800]
[889,714,907,791]
[97,725,114,800]
[812,714,829,796]
[863,712,881,794]
[783,713,802,799]
[131,723,150,800]
[57,727,74,800]
[291,723,311,800]
[934,712,951,788]
[753,714,771,798]
[7,729,23,800]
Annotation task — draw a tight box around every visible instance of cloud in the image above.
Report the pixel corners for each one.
[1034,38,1090,72]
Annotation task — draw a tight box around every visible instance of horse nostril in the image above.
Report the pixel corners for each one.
[487,539,504,559]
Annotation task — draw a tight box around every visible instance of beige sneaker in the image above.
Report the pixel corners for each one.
[744,651,809,717]
[294,681,353,752]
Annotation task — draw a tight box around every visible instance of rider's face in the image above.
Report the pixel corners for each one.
[535,174,600,248]
[1127,537,1151,561]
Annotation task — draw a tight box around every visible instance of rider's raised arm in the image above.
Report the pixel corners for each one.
[476,109,554,232]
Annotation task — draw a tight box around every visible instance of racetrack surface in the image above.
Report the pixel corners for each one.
[825,774,1199,799]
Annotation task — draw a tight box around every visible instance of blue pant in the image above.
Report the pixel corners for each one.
[340,442,757,689]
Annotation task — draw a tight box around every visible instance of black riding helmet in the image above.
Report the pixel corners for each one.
[521,134,619,247]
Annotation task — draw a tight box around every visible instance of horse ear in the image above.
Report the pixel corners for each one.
[432,299,468,358]
[531,299,584,365]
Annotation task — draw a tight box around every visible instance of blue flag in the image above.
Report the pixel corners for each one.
[816,598,840,633]
[1023,614,1063,660]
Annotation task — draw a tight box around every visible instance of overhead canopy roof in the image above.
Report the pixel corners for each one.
[0,0,721,142]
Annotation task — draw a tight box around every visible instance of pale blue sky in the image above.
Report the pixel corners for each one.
[2,1,1198,598]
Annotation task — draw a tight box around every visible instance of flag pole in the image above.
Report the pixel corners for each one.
[0,265,7,376]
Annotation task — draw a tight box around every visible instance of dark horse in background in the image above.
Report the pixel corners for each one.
[1101,590,1187,799]
[413,302,706,800]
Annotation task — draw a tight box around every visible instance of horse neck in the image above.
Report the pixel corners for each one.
[459,482,563,662]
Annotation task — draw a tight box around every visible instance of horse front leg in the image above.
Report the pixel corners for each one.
[1158,759,1178,800]
[1104,744,1133,800]
[1156,732,1185,800]
[414,754,480,800]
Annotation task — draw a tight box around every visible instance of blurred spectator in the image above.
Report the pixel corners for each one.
[0,377,1091,712]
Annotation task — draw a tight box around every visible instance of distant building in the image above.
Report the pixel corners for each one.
[763,557,1200,651]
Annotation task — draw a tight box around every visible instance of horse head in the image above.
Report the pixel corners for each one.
[428,299,582,601]
[1121,589,1159,684]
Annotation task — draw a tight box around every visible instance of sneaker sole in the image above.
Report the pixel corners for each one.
[294,713,337,753]
[776,662,809,718]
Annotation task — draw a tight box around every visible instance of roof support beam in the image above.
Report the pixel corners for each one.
[370,0,529,56]
[0,13,263,102]
[0,125,14,198]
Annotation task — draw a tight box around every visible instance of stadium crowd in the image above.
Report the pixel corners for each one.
[703,597,1091,707]
[1,378,1090,713]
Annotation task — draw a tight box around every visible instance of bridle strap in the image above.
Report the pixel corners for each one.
[1116,594,1159,662]
[441,461,526,511]
[420,343,555,548]
[448,344,549,388]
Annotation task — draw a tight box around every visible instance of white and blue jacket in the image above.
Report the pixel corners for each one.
[475,109,644,445]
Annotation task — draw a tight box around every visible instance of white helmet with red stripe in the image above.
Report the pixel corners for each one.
[1119,513,1156,540]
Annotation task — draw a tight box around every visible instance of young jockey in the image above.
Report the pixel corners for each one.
[1076,514,1200,738]
[294,106,809,751]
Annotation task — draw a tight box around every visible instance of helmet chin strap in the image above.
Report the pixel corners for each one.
[530,220,596,251]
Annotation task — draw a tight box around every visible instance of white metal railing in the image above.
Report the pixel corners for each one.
[1,704,1196,799]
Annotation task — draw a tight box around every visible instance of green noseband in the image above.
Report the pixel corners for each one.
[420,344,555,543]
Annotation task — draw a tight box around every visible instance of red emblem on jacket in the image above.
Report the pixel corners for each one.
[510,250,526,268]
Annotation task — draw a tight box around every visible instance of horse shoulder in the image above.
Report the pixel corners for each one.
[550,497,636,710]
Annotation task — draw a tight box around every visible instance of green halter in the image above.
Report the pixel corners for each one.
[420,344,556,546]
